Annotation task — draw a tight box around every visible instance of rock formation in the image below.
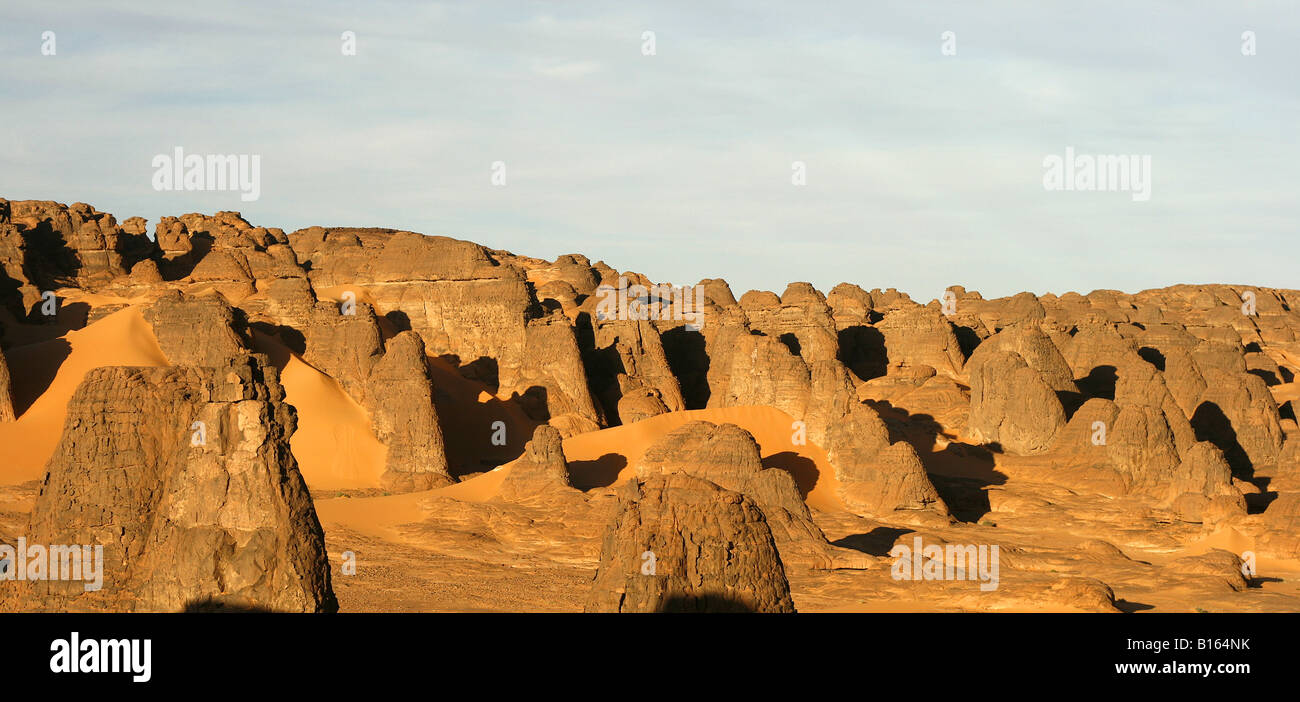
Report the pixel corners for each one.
[2,355,336,612]
[585,473,796,613]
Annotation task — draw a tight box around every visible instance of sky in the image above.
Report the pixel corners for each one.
[1,1,1296,301]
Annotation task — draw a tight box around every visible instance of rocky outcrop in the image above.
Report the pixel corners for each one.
[0,346,14,421]
[739,283,840,364]
[585,473,796,613]
[144,290,250,366]
[875,306,966,377]
[1166,442,1247,524]
[1192,368,1284,475]
[968,350,1065,454]
[586,317,683,425]
[304,302,452,489]
[368,331,452,491]
[831,426,948,517]
[288,227,602,430]
[636,421,868,569]
[970,323,1078,393]
[708,327,811,421]
[2,355,336,612]
[5,200,142,286]
[498,425,576,503]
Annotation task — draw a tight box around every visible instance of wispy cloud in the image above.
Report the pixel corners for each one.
[530,59,604,79]
[0,1,1296,299]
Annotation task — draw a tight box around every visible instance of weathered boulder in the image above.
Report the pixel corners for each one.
[498,425,576,503]
[585,473,796,613]
[968,350,1065,454]
[143,290,250,367]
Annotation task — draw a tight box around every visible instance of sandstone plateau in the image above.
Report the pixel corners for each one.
[2,197,1299,612]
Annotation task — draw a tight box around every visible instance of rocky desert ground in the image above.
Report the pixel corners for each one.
[1,197,1298,613]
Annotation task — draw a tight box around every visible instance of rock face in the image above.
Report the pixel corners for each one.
[0,346,14,421]
[709,328,811,420]
[302,301,452,489]
[497,425,576,503]
[970,324,1078,394]
[968,350,1065,454]
[144,290,250,366]
[1166,442,1247,523]
[876,306,966,377]
[585,473,796,613]
[1194,368,1283,475]
[287,227,602,432]
[586,318,684,425]
[367,331,453,491]
[3,355,336,612]
[0,198,150,316]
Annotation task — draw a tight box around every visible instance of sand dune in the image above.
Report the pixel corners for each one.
[280,354,389,490]
[247,331,389,490]
[0,306,169,485]
[317,405,847,544]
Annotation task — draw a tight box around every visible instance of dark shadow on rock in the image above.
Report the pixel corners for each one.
[952,325,983,359]
[583,335,628,426]
[1115,599,1156,613]
[661,326,710,410]
[250,322,306,357]
[862,399,1005,523]
[930,473,996,524]
[1247,368,1280,386]
[656,594,760,613]
[441,354,499,395]
[831,526,914,557]
[160,233,213,281]
[1245,491,1277,515]
[1137,347,1166,371]
[1057,390,1087,421]
[384,309,412,333]
[762,451,819,498]
[20,218,83,289]
[512,385,550,422]
[182,597,276,613]
[8,337,71,415]
[778,332,801,357]
[568,452,628,490]
[837,325,886,382]
[426,354,533,477]
[1076,364,1117,400]
[1191,401,1252,480]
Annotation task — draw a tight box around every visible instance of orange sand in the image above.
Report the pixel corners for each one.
[0,306,170,484]
[280,354,388,490]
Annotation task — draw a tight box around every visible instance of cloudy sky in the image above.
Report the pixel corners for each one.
[1,1,1296,300]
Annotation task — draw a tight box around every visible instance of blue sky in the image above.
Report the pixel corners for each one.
[1,1,1296,300]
